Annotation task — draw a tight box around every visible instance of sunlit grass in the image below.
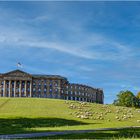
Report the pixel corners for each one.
[0,98,139,135]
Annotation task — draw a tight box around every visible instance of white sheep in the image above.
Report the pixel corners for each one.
[137,120,140,123]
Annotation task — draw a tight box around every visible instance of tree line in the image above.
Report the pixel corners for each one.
[113,90,140,108]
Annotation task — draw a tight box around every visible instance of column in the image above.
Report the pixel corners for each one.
[19,81,22,97]
[9,80,11,97]
[24,81,27,97]
[41,80,44,97]
[14,81,16,97]
[47,80,49,97]
[30,81,32,97]
[57,80,61,99]
[3,80,6,97]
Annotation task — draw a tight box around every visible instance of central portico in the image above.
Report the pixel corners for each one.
[1,70,33,97]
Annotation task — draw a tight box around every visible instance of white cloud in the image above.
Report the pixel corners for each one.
[0,6,134,62]
[0,27,132,61]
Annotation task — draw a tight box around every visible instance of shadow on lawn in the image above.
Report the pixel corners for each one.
[43,127,140,139]
[0,117,93,135]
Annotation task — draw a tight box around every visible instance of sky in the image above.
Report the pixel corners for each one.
[0,1,140,104]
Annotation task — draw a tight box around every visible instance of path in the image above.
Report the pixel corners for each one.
[0,126,140,139]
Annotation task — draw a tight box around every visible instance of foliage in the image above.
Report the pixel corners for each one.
[113,90,140,107]
[136,91,140,107]
[136,91,140,99]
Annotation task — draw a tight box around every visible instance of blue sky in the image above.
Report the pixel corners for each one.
[0,1,140,104]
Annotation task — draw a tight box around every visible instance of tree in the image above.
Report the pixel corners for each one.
[136,91,140,99]
[113,90,137,107]
[136,91,140,107]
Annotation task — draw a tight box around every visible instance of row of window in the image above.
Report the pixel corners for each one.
[0,88,31,92]
[33,88,58,92]
[33,80,58,85]
[0,88,59,92]
[1,82,31,86]
[33,83,58,86]
[0,81,59,86]
[66,85,92,91]
[32,85,57,88]
[0,93,59,98]
[65,91,96,97]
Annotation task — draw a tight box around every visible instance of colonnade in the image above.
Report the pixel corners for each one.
[1,80,32,97]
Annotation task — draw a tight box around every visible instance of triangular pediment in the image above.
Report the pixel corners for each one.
[3,69,32,77]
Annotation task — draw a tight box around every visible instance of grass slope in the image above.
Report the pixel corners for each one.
[0,98,140,135]
[36,128,140,139]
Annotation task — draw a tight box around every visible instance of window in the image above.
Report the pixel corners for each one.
[50,80,52,86]
[50,88,52,93]
[54,81,58,86]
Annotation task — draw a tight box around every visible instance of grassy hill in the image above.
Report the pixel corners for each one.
[0,98,140,135]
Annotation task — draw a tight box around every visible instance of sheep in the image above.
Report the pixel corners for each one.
[137,120,140,123]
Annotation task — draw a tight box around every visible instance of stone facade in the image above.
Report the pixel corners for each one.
[0,69,104,104]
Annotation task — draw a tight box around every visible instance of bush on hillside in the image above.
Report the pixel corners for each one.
[113,90,140,107]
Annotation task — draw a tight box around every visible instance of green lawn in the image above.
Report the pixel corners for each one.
[35,127,140,139]
[0,98,140,136]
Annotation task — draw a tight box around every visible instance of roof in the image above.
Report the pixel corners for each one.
[3,69,31,76]
[32,74,67,80]
[0,69,67,80]
[69,83,103,91]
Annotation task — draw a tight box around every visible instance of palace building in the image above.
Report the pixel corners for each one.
[0,69,104,104]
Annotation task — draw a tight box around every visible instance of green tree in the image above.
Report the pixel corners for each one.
[136,91,140,99]
[136,91,140,107]
[113,90,137,107]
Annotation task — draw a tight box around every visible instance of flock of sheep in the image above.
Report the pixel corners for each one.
[64,101,140,123]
